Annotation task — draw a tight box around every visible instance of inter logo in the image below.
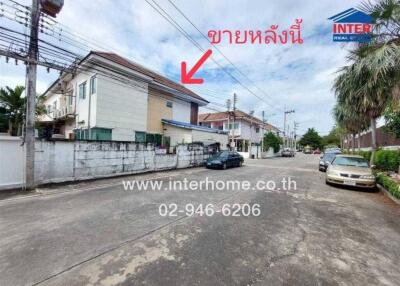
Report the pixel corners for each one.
[328,8,373,43]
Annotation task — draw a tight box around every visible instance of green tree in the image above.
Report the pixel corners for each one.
[383,103,400,138]
[263,132,282,153]
[298,128,322,150]
[322,126,342,148]
[0,86,46,136]
[333,102,370,153]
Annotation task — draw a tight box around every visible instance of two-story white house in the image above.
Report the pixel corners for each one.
[198,110,280,156]
[39,51,228,148]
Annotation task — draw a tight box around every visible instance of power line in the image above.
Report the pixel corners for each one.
[144,0,282,112]
[166,0,284,112]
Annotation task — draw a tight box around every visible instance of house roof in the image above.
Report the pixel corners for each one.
[91,52,208,103]
[43,51,208,104]
[162,119,228,134]
[198,110,279,131]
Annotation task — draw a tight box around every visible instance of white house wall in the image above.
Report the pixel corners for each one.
[96,74,148,141]
[74,72,97,130]
[172,98,191,123]
[238,120,263,143]
[163,125,193,146]
[192,130,228,148]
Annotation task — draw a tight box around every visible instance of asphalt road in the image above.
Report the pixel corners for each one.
[1,153,400,286]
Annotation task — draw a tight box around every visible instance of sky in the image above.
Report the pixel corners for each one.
[0,0,364,136]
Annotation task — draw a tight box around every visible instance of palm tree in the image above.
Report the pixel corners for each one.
[0,86,46,136]
[333,102,369,153]
[0,86,26,136]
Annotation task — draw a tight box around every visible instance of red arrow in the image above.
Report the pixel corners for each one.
[181,49,212,84]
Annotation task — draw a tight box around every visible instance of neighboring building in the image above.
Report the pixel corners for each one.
[162,119,228,148]
[198,110,280,156]
[39,51,228,148]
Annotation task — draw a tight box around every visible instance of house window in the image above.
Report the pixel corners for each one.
[52,100,57,111]
[90,75,97,95]
[135,131,146,143]
[79,81,86,99]
[224,122,239,130]
[166,101,173,108]
[90,128,112,140]
[47,105,51,114]
[146,133,162,146]
[68,94,73,105]
[256,127,260,133]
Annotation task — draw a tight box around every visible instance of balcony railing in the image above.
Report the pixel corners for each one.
[54,105,75,119]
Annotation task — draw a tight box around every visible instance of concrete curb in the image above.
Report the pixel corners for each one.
[377,184,400,205]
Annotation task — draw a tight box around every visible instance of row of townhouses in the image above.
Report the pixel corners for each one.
[39,51,279,154]
[198,110,279,157]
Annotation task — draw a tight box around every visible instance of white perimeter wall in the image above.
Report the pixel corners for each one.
[0,138,207,190]
[0,136,25,189]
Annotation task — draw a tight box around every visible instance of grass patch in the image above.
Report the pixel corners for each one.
[376,173,400,200]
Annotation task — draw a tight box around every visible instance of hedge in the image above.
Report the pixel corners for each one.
[342,149,400,172]
[374,150,400,172]
[376,173,400,200]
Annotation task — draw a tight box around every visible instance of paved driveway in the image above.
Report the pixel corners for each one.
[0,153,399,286]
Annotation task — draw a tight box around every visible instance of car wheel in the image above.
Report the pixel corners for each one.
[222,163,227,170]
[239,161,243,167]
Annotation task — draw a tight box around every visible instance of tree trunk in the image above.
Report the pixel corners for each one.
[346,134,350,153]
[357,132,361,151]
[370,118,377,165]
[352,133,356,154]
[7,119,12,135]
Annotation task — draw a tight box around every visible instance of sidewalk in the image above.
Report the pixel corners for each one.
[0,167,206,202]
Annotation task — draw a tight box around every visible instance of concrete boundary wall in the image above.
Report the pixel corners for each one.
[0,137,208,190]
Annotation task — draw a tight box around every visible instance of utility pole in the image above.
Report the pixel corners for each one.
[24,0,41,190]
[249,110,254,157]
[232,93,237,150]
[294,121,299,151]
[24,0,64,190]
[226,99,231,150]
[283,107,295,149]
[261,111,265,154]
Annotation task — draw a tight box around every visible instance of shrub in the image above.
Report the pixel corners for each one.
[263,132,282,153]
[376,173,400,199]
[357,150,372,162]
[374,150,400,172]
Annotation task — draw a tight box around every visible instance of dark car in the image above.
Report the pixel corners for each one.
[206,151,244,169]
[318,152,340,172]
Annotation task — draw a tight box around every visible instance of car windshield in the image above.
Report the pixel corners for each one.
[212,151,229,159]
[332,156,369,168]
[322,153,336,161]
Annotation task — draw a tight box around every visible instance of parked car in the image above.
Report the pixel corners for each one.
[206,151,244,169]
[303,146,312,154]
[313,149,321,155]
[325,147,341,153]
[326,155,376,189]
[318,152,338,172]
[281,148,295,157]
